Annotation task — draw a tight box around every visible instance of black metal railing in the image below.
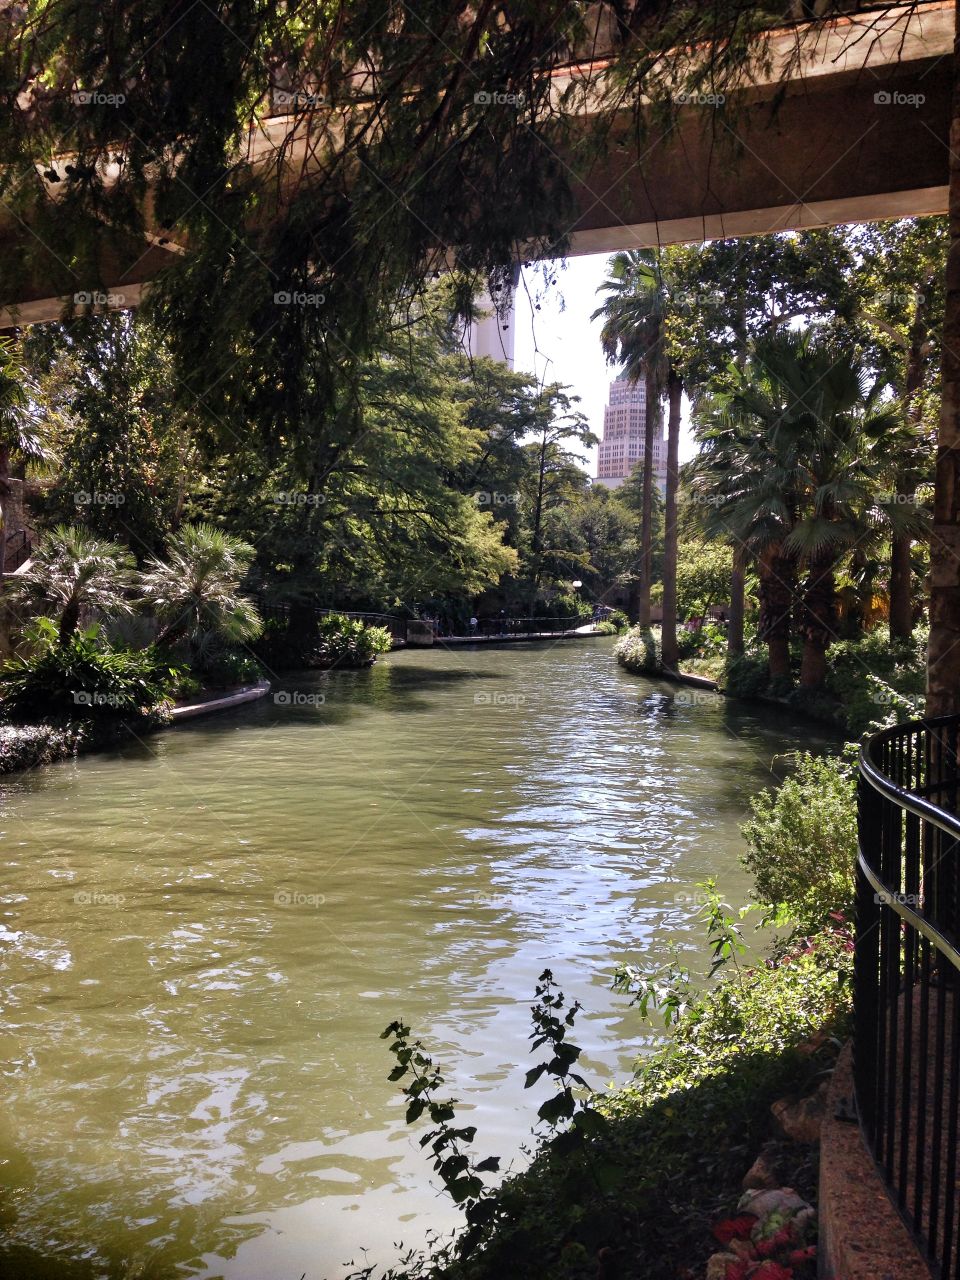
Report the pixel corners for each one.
[3,528,31,573]
[473,614,588,637]
[257,600,408,643]
[856,715,960,1278]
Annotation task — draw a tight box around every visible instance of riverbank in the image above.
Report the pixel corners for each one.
[0,679,273,775]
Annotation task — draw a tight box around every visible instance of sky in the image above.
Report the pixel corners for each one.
[510,252,697,471]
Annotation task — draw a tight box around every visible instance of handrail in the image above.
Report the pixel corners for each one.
[861,715,960,844]
[855,713,960,1277]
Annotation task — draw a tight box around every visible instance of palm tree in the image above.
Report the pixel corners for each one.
[140,523,262,650]
[689,415,798,682]
[7,524,136,643]
[0,338,52,582]
[695,331,917,689]
[592,251,676,655]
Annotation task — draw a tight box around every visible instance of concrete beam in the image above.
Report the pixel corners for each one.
[0,2,953,326]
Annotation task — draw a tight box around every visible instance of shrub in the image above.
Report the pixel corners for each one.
[824,626,925,735]
[594,619,619,635]
[385,914,851,1280]
[0,620,180,725]
[724,652,769,700]
[317,614,393,668]
[740,752,857,932]
[676,620,726,661]
[187,641,264,688]
[614,625,662,675]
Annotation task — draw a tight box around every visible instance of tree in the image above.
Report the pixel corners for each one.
[593,250,675,645]
[8,524,135,644]
[0,337,51,581]
[26,315,197,559]
[845,219,945,642]
[695,331,916,689]
[520,386,594,609]
[140,523,262,651]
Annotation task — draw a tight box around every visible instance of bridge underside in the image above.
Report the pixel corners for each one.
[0,3,953,327]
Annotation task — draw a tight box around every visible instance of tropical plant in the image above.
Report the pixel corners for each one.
[592,251,672,640]
[6,523,136,643]
[693,330,923,688]
[316,614,392,668]
[140,523,262,653]
[0,618,180,724]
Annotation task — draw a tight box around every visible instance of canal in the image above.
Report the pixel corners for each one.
[0,639,820,1278]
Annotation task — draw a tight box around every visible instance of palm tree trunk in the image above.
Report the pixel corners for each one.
[0,443,10,586]
[637,367,657,627]
[799,557,837,691]
[758,544,794,682]
[889,523,914,643]
[927,10,960,717]
[891,302,929,644]
[728,545,745,658]
[660,370,682,672]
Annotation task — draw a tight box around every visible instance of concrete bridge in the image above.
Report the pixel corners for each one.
[1,1,953,328]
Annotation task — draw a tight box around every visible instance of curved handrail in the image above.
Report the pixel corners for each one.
[860,715,960,843]
[858,715,960,975]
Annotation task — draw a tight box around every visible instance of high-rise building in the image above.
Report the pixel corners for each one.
[594,375,666,491]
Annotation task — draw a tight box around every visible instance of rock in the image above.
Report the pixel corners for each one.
[738,1187,812,1219]
[742,1150,780,1190]
[770,1081,828,1144]
[706,1252,739,1280]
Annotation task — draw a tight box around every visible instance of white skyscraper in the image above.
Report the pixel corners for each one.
[595,375,666,492]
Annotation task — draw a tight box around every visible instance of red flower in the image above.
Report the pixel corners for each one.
[713,1215,758,1245]
[724,1263,750,1280]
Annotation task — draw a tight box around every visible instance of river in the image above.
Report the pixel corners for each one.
[0,639,818,1279]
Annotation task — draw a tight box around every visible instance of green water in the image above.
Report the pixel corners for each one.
[0,640,817,1279]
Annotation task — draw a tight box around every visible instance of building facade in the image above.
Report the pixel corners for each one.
[594,375,666,492]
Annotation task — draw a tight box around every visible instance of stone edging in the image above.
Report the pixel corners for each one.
[171,679,271,721]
